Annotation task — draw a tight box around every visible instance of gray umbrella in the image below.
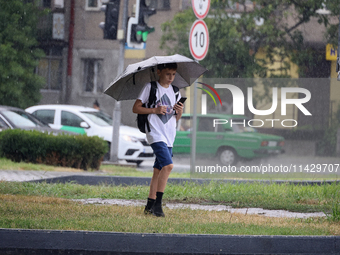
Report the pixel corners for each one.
[104,54,208,101]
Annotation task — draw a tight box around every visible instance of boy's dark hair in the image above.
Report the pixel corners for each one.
[157,63,177,71]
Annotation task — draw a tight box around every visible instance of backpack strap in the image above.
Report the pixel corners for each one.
[148,81,158,108]
[144,81,158,133]
[172,85,179,101]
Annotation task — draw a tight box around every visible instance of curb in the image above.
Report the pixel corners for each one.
[0,228,339,255]
[29,175,340,186]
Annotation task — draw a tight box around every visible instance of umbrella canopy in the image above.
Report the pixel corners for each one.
[104,54,208,101]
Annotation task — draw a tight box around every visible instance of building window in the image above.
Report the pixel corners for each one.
[85,0,101,11]
[149,0,171,10]
[160,0,170,10]
[37,47,63,90]
[38,0,51,8]
[83,59,104,93]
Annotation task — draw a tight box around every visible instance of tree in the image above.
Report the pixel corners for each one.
[0,0,46,108]
[160,0,340,82]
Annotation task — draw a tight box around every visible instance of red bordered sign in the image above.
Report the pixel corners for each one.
[189,19,209,61]
[192,0,211,19]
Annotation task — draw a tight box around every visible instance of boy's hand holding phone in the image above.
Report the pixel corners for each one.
[173,97,186,115]
[177,97,187,105]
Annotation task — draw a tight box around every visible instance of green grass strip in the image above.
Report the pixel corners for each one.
[1,181,339,214]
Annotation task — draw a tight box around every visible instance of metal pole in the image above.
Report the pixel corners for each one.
[66,0,75,103]
[190,76,198,174]
[110,0,128,162]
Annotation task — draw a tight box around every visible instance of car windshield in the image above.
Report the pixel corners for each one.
[81,111,113,126]
[1,110,45,128]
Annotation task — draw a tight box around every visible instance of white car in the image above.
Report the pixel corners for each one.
[25,105,154,165]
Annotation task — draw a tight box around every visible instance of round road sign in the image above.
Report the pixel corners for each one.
[192,0,210,19]
[189,19,209,61]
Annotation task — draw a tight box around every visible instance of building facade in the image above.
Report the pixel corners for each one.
[36,0,188,127]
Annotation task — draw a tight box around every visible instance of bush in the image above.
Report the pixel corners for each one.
[0,129,108,170]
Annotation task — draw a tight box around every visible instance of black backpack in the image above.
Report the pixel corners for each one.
[137,81,179,133]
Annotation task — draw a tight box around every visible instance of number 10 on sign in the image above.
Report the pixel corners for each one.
[189,19,209,61]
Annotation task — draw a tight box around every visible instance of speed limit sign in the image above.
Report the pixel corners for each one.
[189,19,209,61]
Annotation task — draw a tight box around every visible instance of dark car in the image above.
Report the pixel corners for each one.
[0,105,74,135]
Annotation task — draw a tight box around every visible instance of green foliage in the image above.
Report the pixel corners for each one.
[326,201,340,222]
[0,0,46,108]
[160,7,266,79]
[160,10,195,58]
[160,0,340,81]
[0,129,108,170]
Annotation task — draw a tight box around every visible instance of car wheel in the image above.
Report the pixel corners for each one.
[218,147,238,166]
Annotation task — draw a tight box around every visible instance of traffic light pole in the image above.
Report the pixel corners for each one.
[110,0,128,162]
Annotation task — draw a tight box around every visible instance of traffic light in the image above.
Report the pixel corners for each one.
[99,0,120,40]
[127,0,156,47]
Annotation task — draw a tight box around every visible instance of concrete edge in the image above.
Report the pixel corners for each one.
[29,175,340,186]
[0,228,339,255]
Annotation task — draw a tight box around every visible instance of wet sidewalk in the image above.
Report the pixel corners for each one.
[74,198,326,219]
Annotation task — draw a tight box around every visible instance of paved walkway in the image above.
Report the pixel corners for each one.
[0,169,102,182]
[74,198,326,219]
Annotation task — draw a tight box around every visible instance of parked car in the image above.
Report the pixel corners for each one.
[0,105,74,135]
[174,114,285,165]
[26,105,154,164]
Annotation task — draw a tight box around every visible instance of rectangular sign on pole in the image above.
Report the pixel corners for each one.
[326,44,337,61]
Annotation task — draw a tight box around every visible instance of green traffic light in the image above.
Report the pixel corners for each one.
[135,26,154,43]
[142,31,148,42]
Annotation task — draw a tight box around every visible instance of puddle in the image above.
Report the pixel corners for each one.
[74,198,326,219]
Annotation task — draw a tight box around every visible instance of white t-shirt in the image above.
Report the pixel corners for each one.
[137,81,181,147]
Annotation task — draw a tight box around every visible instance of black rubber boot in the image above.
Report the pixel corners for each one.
[151,203,165,217]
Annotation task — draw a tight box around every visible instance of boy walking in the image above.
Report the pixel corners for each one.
[132,63,184,217]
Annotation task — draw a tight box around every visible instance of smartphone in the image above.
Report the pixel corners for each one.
[177,97,187,105]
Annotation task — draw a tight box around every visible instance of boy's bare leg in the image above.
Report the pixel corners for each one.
[157,164,173,192]
[149,164,173,217]
[148,168,160,199]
